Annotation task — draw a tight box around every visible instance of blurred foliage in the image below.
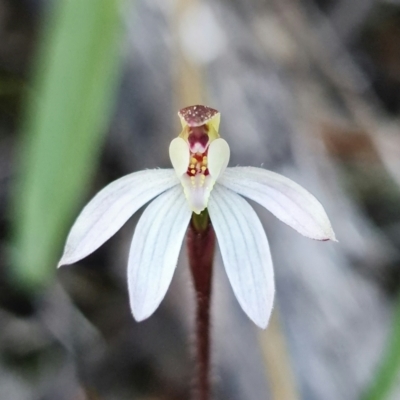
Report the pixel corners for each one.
[11,0,123,291]
[363,296,400,400]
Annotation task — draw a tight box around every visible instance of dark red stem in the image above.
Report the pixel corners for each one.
[187,215,215,400]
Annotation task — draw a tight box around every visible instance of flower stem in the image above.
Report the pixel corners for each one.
[187,210,215,400]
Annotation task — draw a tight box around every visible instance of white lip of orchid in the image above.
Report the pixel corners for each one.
[169,132,230,214]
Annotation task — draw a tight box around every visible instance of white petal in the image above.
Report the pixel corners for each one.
[169,137,190,177]
[128,186,191,321]
[219,167,336,241]
[58,169,179,266]
[208,138,230,180]
[208,185,274,328]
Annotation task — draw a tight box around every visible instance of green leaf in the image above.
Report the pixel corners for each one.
[362,296,400,400]
[12,0,123,291]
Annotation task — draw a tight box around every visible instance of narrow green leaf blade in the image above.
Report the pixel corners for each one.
[12,0,122,290]
[363,297,400,400]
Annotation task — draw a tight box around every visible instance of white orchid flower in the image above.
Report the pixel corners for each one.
[58,105,336,329]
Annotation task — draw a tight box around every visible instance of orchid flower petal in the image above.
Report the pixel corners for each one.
[128,186,191,321]
[169,137,190,176]
[58,169,179,267]
[219,167,336,241]
[208,185,274,328]
[208,138,230,181]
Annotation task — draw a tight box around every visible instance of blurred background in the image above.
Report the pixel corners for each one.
[1,0,400,399]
